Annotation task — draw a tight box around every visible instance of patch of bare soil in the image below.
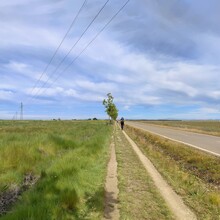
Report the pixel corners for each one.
[0,173,38,216]
[103,134,119,220]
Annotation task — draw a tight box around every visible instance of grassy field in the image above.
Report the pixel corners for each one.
[136,120,220,136]
[126,125,220,219]
[114,126,174,220]
[0,120,112,219]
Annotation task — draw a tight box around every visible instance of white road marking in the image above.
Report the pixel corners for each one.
[130,125,220,157]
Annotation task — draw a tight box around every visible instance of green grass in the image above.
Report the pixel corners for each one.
[126,125,220,219]
[0,120,112,219]
[138,120,220,136]
[114,126,174,220]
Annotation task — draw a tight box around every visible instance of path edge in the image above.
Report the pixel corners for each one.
[122,130,197,220]
[103,133,120,220]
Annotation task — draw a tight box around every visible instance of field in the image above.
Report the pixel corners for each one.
[126,125,220,219]
[0,120,112,219]
[137,120,220,136]
[1,119,220,219]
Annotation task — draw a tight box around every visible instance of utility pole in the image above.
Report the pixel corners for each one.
[20,102,23,120]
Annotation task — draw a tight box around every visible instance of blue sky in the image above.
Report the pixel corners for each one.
[1,0,220,120]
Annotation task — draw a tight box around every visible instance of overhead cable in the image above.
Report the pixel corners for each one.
[43,0,130,92]
[27,0,87,101]
[31,0,111,99]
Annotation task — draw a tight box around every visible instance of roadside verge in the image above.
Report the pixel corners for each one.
[123,130,197,220]
[125,125,220,219]
[115,126,175,219]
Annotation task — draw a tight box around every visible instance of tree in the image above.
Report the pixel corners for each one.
[103,93,118,122]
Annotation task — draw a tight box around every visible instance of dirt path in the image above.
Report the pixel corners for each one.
[115,126,175,219]
[123,130,197,220]
[103,135,120,220]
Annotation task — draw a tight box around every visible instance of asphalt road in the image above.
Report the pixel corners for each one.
[126,121,220,157]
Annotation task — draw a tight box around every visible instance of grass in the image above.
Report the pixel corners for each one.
[126,125,220,219]
[137,120,220,136]
[0,120,112,219]
[114,126,175,220]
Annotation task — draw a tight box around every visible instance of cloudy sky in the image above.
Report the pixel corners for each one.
[1,0,220,120]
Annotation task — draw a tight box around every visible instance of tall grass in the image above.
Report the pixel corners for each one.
[0,120,112,219]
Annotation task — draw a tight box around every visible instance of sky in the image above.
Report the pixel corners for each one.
[1,0,220,120]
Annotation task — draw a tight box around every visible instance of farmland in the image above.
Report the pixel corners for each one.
[0,120,112,219]
[1,120,220,219]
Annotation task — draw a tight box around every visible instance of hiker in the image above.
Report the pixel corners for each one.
[120,117,125,130]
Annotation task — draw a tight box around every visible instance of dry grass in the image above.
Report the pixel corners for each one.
[114,126,174,220]
[126,125,220,219]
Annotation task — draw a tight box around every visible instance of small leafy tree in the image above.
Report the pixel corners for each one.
[103,93,118,122]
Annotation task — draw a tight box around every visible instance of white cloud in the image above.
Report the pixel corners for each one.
[64,89,104,102]
[82,35,220,106]
[123,105,130,110]
[0,0,32,7]
[171,107,220,120]
[27,87,63,97]
[75,80,118,93]
[207,91,220,100]
[65,89,78,97]
[5,61,29,72]
[0,22,64,49]
[4,61,42,80]
[1,0,220,119]
[0,90,14,100]
[199,107,220,114]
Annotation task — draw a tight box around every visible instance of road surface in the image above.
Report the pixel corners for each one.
[126,121,220,157]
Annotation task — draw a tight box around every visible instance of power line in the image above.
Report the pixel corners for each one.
[42,0,130,93]
[27,0,87,101]
[12,112,16,120]
[31,0,111,99]
[12,103,22,120]
[20,102,23,120]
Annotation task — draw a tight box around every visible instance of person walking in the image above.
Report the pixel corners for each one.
[120,117,125,130]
